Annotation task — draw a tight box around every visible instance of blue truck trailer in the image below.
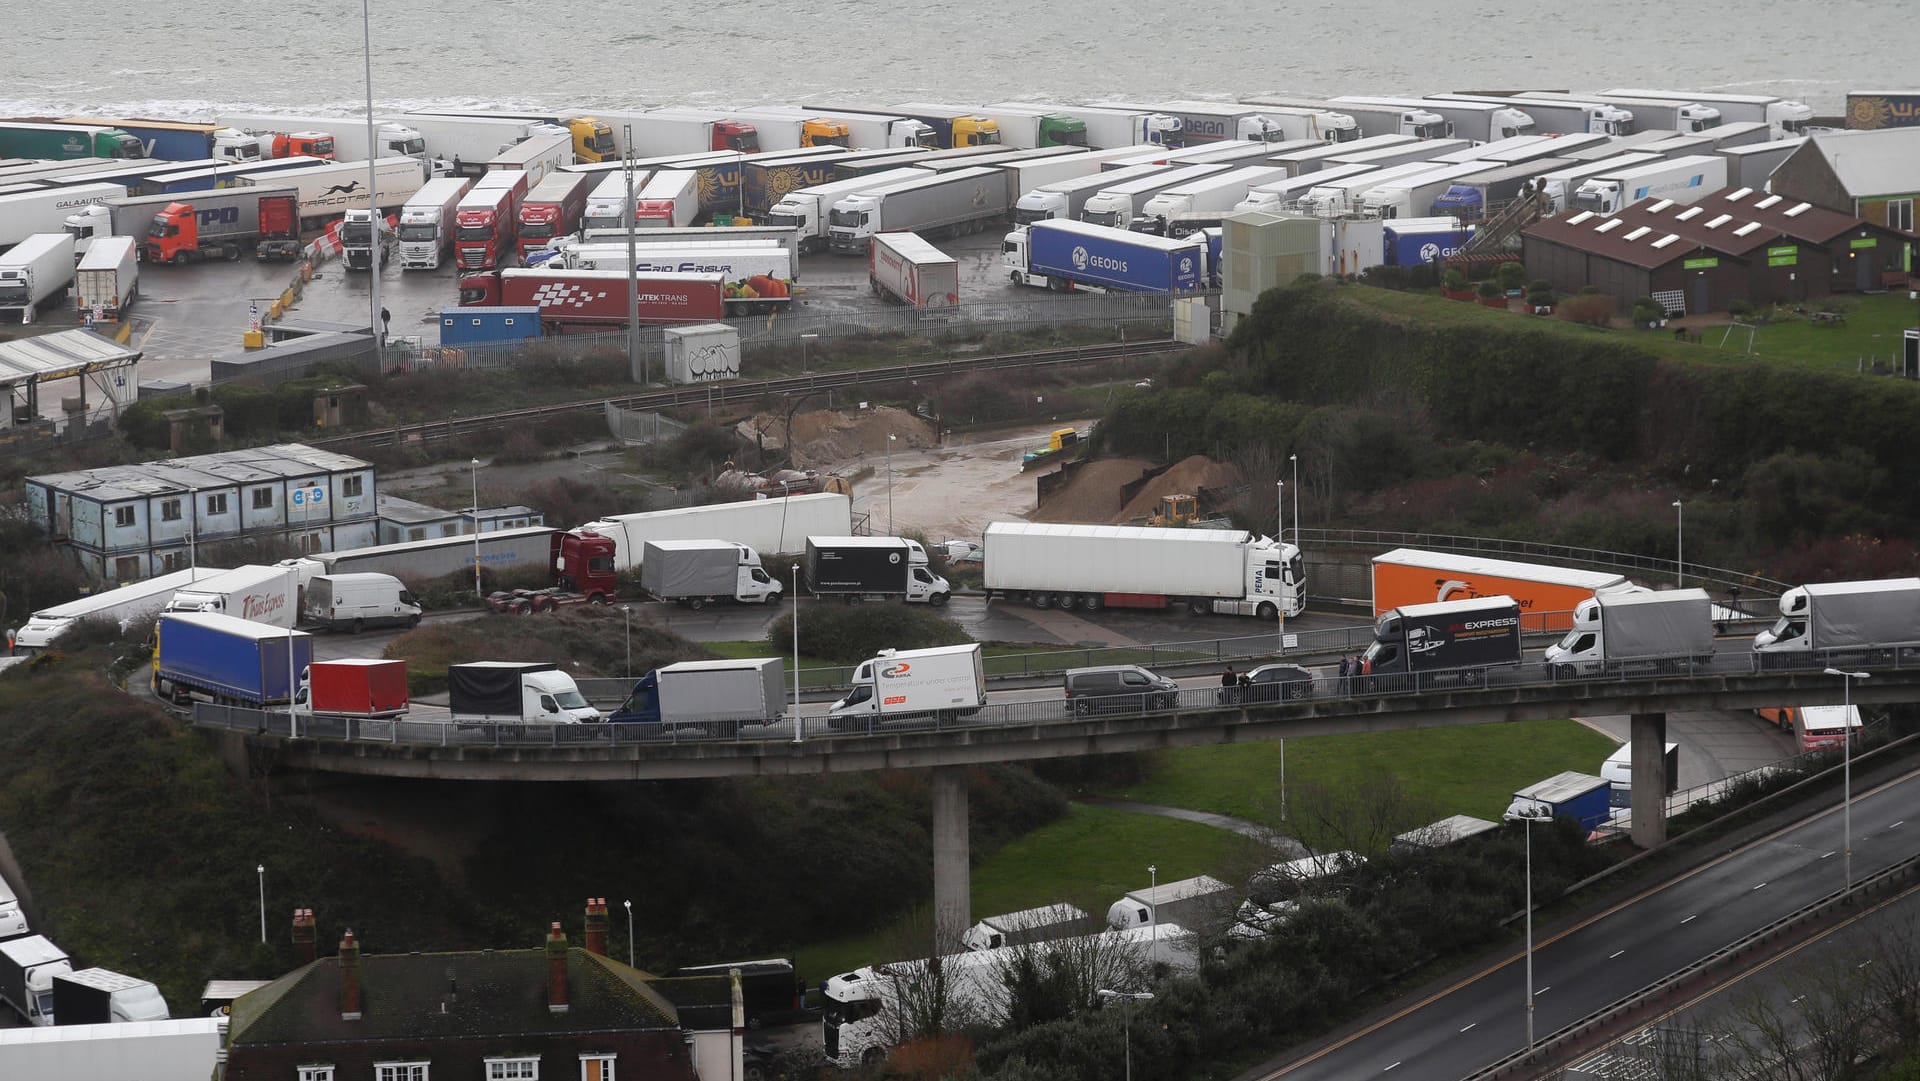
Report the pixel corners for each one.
[1004,218,1207,293]
[151,611,312,708]
[1505,771,1613,833]
[1381,217,1474,267]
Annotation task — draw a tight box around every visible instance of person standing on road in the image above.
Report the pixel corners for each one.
[1337,655,1351,694]
[1221,665,1238,704]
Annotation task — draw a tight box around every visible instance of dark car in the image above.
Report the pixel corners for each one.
[1222,663,1315,704]
[1064,664,1180,715]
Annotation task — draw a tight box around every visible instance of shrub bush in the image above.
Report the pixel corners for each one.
[1630,297,1665,325]
[1476,280,1503,300]
[1496,261,1527,292]
[1441,268,1467,291]
[765,605,971,664]
[1554,293,1614,327]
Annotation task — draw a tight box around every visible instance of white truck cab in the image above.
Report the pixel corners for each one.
[524,670,601,723]
[826,643,986,728]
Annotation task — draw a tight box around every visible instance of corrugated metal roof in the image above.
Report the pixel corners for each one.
[1525,183,1889,265]
[0,329,140,388]
[1807,127,1920,197]
[28,442,370,502]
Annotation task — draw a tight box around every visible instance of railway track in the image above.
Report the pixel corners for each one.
[311,339,1182,453]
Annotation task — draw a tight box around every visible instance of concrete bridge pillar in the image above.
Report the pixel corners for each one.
[931,765,970,952]
[1630,712,1669,849]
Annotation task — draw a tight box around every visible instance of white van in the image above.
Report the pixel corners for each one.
[303,573,422,633]
[0,872,27,940]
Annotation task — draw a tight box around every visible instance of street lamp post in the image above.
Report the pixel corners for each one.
[1275,479,1285,652]
[286,564,300,739]
[1147,863,1158,969]
[361,0,382,369]
[187,487,198,572]
[1097,989,1154,1081]
[1289,453,1299,544]
[1825,667,1869,893]
[1505,804,1551,1056]
[623,899,634,968]
[256,864,266,944]
[1672,500,1683,587]
[471,458,483,598]
[621,605,632,679]
[886,434,896,535]
[790,563,802,745]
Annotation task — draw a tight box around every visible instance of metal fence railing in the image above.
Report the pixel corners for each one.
[194,644,1912,752]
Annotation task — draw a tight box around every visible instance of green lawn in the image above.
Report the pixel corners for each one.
[793,804,1238,983]
[1099,718,1618,823]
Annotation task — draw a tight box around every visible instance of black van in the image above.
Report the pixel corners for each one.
[1063,664,1180,716]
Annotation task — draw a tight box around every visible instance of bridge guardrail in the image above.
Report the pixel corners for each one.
[194,645,1912,751]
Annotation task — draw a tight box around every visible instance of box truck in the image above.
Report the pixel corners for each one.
[962,904,1092,951]
[1004,218,1208,294]
[763,167,925,252]
[983,521,1304,618]
[1752,578,1920,663]
[0,232,76,323]
[454,168,529,270]
[1570,154,1727,215]
[991,102,1181,148]
[151,612,312,709]
[639,539,783,607]
[447,660,599,724]
[826,643,986,728]
[51,969,169,1025]
[163,564,299,628]
[1331,96,1537,142]
[1603,88,1814,138]
[1361,595,1523,687]
[72,234,138,320]
[0,936,71,1025]
[1543,588,1715,676]
[1107,874,1233,931]
[826,166,1012,253]
[1079,163,1232,229]
[804,536,951,605]
[12,566,227,653]
[396,175,472,269]
[1370,548,1627,632]
[608,658,786,729]
[0,1017,225,1080]
[294,658,410,719]
[580,493,852,571]
[868,231,958,307]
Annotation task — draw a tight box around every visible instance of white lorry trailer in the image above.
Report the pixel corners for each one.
[396,114,566,175]
[1543,588,1716,676]
[982,521,1304,619]
[1535,153,1661,212]
[1332,96,1537,142]
[72,234,138,320]
[826,643,986,728]
[162,564,299,629]
[0,935,71,1026]
[579,170,647,233]
[1138,100,1356,145]
[1267,134,1419,176]
[1233,164,1372,212]
[12,566,227,652]
[632,168,699,228]
[0,232,77,323]
[396,176,472,270]
[578,492,852,571]
[0,183,128,248]
[993,102,1181,148]
[992,147,1149,207]
[1569,154,1727,215]
[962,903,1092,952]
[213,112,430,162]
[764,167,927,253]
[485,131,574,188]
[1752,578,1920,662]
[1354,161,1501,219]
[638,539,783,607]
[1429,93,1634,136]
[1137,165,1291,229]
[826,166,1011,253]
[0,1017,225,1080]
[1244,95,1452,140]
[1601,88,1814,138]
[1300,162,1448,217]
[1106,874,1234,930]
[235,157,428,226]
[539,239,795,281]
[1011,162,1172,225]
[868,231,958,307]
[1079,163,1232,229]
[1520,91,1719,134]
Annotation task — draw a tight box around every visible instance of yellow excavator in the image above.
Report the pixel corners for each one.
[1149,494,1202,528]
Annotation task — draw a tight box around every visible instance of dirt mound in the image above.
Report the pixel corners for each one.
[1116,455,1244,523]
[738,406,937,468]
[1030,457,1155,524]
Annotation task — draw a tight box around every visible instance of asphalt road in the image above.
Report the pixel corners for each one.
[1254,768,1920,1081]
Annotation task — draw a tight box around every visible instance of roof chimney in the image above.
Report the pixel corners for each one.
[339,930,363,1021]
[547,922,570,1014]
[292,908,317,966]
[584,898,609,957]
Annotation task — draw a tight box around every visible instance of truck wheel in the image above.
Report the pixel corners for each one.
[1084,594,1103,612]
[225,245,241,261]
[1010,271,1024,286]
[687,597,706,611]
[170,252,187,266]
[589,593,609,605]
[517,603,534,616]
[1056,593,1077,611]
[845,594,863,606]
[928,592,950,607]
[1256,602,1277,621]
[1031,593,1052,609]
[407,615,421,629]
[1187,600,1210,616]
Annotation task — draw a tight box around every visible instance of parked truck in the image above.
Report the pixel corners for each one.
[0,935,72,1026]
[396,175,471,269]
[826,166,1011,253]
[1004,218,1208,294]
[1426,158,1573,220]
[457,268,787,326]
[214,113,430,163]
[3,182,128,248]
[454,168,529,270]
[1133,100,1355,145]
[1331,96,1536,142]
[1381,216,1473,265]
[403,109,616,163]
[62,185,299,262]
[982,521,1304,618]
[55,118,262,163]
[1355,161,1506,219]
[1603,87,1815,138]
[608,657,786,729]
[1243,95,1449,140]
[1078,162,1231,229]
[764,167,936,252]
[163,564,299,628]
[625,109,762,156]
[1431,93,1634,136]
[0,233,76,323]
[992,102,1182,148]
[1137,165,1290,230]
[1505,772,1614,832]
[392,114,566,175]
[826,643,986,729]
[1752,578,1920,663]
[0,121,142,160]
[484,131,573,188]
[1107,874,1233,930]
[72,234,138,320]
[0,1017,225,1080]
[1542,588,1714,676]
[722,108,854,151]
[805,535,952,605]
[962,903,1092,951]
[1299,162,1449,217]
[970,105,1091,148]
[1232,164,1374,213]
[279,526,573,589]
[1571,153,1727,214]
[633,169,700,228]
[151,612,312,708]
[579,170,647,232]
[1011,162,1172,225]
[52,969,168,1025]
[12,567,228,653]
[639,539,783,607]
[293,658,410,720]
[447,660,600,724]
[1521,91,1719,133]
[868,231,957,307]
[580,493,850,572]
[238,157,427,227]
[1361,595,1523,687]
[339,208,391,270]
[1534,152,1661,213]
[879,104,1002,148]
[535,239,794,282]
[1371,549,1627,632]
[515,171,592,260]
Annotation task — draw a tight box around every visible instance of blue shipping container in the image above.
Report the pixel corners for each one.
[1383,223,1471,267]
[155,613,312,706]
[440,306,542,346]
[1028,220,1205,293]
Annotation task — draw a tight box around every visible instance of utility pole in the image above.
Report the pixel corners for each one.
[624,127,641,385]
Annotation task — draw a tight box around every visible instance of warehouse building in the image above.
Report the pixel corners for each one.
[1769,128,1920,237]
[24,443,378,583]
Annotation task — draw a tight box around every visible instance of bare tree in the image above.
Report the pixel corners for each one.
[1863,914,1920,1058]
[1287,774,1438,860]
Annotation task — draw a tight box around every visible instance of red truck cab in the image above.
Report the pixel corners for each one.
[145,195,297,264]
[271,131,334,159]
[455,170,530,271]
[515,174,592,262]
[554,531,618,595]
[715,121,759,153]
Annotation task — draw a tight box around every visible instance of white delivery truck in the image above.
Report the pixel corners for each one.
[577,492,852,572]
[1543,588,1715,677]
[804,535,951,604]
[301,572,421,632]
[1752,578,1920,661]
[396,175,472,270]
[0,232,77,324]
[72,234,138,321]
[12,566,228,652]
[982,521,1304,619]
[447,660,600,724]
[1570,154,1727,215]
[638,540,783,607]
[0,1017,225,1080]
[825,643,986,729]
[163,564,299,629]
[868,231,958,307]
[764,168,926,253]
[0,935,71,1026]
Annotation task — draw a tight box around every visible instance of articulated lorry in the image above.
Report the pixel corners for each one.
[1331,96,1536,142]
[1299,162,1449,217]
[1355,161,1504,219]
[1534,152,1661,213]
[515,171,592,260]
[163,564,298,628]
[721,108,854,152]
[457,268,788,326]
[880,104,1003,148]
[0,1017,225,1080]
[396,176,472,270]
[1431,93,1634,136]
[448,661,599,724]
[1138,165,1290,228]
[805,536,951,605]
[150,612,312,709]
[580,493,851,571]
[1602,88,1814,138]
[639,539,783,607]
[826,643,986,729]
[12,566,226,653]
[1520,91,1719,134]
[339,208,391,271]
[393,114,567,176]
[72,234,139,320]
[609,658,786,729]
[0,122,142,160]
[1010,162,1170,225]
[55,118,261,163]
[962,903,1092,951]
[631,169,700,228]
[483,131,573,188]
[622,108,763,156]
[453,168,529,270]
[1543,588,1715,676]
[1371,548,1627,632]
[993,102,1181,148]
[869,231,958,307]
[1243,95,1448,139]
[826,166,1011,253]
[237,157,427,227]
[1140,100,1358,145]
[402,108,616,163]
[1079,162,1231,229]
[1381,216,1474,265]
[764,167,925,252]
[1361,595,1523,687]
[983,521,1303,618]
[971,105,1090,148]
[534,238,794,281]
[1752,578,1920,664]
[0,935,71,1025]
[1570,154,1727,215]
[213,112,430,163]
[1003,218,1208,293]
[0,232,76,324]
[1233,164,1372,212]
[3,182,128,248]
[1107,874,1233,930]
[65,185,299,262]
[1426,157,1574,221]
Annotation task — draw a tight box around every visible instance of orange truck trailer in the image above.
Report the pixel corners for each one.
[1370,548,1629,632]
